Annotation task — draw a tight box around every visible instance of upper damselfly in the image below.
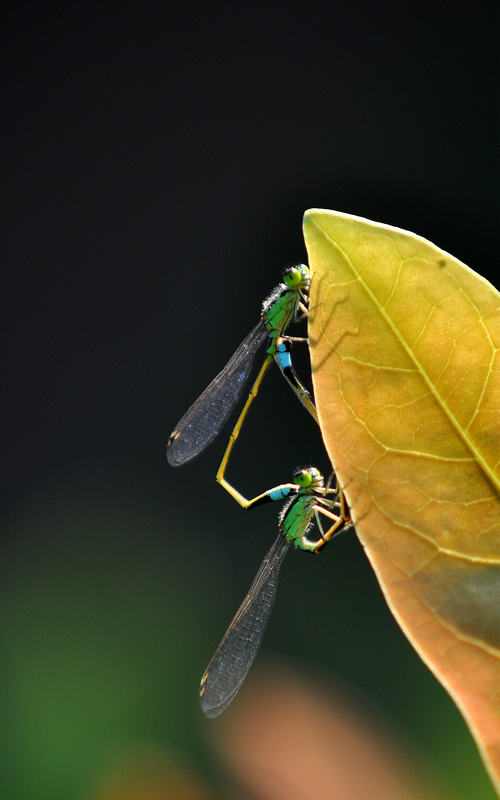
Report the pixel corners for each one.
[167,264,317,472]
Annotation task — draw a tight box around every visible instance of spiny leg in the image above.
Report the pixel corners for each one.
[313,495,346,529]
[295,302,309,321]
[337,491,352,531]
[312,504,352,553]
[280,368,318,422]
[315,508,326,539]
[321,475,351,536]
[296,294,322,321]
[322,470,339,496]
[274,338,318,423]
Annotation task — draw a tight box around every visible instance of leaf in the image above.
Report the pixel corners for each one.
[303,208,500,791]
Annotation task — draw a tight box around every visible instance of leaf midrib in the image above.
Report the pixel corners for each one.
[309,217,500,493]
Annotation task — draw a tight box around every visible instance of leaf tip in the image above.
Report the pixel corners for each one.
[302,208,326,229]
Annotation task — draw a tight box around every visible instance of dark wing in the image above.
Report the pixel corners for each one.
[167,321,267,466]
[200,534,290,718]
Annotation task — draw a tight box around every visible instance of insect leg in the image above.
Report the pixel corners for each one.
[274,338,318,423]
[312,504,353,553]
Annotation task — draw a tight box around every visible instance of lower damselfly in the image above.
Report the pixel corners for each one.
[199,466,352,718]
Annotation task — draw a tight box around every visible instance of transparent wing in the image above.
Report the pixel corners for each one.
[167,321,267,466]
[200,534,290,718]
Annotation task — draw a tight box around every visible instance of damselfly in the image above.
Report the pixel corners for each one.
[167,265,317,476]
[199,466,352,718]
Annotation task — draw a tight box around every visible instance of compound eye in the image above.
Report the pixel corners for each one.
[284,263,311,288]
[293,468,313,487]
[283,266,302,288]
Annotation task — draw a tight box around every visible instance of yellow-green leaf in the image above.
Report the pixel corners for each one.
[303,208,500,790]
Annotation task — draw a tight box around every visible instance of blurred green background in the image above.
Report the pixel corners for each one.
[2,2,497,798]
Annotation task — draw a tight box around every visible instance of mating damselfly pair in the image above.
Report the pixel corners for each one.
[167,264,352,717]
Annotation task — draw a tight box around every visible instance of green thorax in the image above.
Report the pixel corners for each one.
[279,492,317,549]
[261,285,299,352]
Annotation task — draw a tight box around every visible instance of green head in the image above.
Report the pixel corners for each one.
[282,263,310,291]
[293,466,324,489]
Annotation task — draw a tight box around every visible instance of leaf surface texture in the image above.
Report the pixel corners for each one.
[303,208,500,790]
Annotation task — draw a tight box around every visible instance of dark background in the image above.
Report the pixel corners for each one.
[2,3,498,799]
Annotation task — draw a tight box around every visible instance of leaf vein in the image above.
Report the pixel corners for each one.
[310,217,500,491]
